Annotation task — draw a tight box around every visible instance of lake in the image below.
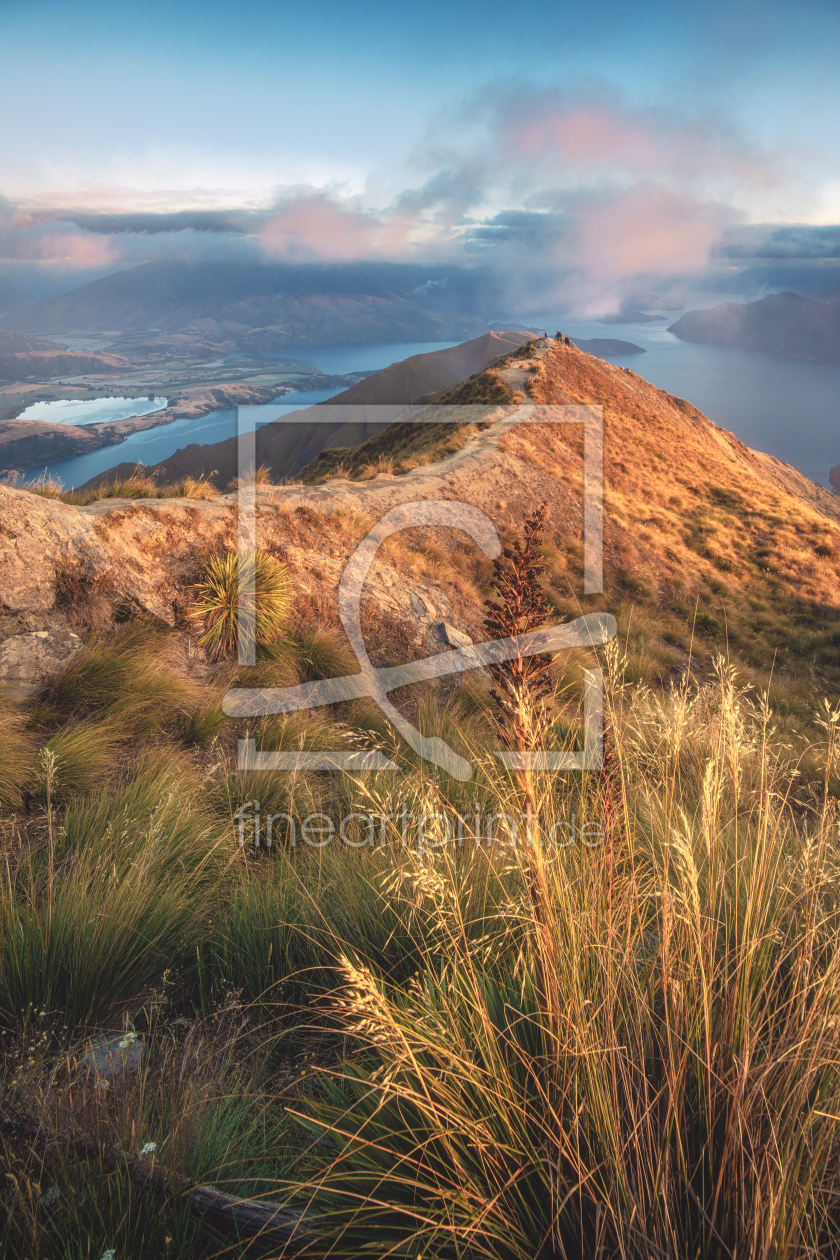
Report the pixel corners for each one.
[23,331,840,489]
[17,395,168,427]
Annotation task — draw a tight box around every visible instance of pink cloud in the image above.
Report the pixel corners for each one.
[0,200,120,269]
[512,107,673,172]
[259,197,417,262]
[25,230,120,269]
[492,93,778,193]
[572,185,726,277]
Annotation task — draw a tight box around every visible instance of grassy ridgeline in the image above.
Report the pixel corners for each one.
[1,627,840,1257]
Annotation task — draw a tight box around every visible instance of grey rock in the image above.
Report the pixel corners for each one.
[440,622,473,648]
[83,1031,146,1080]
[0,628,83,697]
[409,590,436,620]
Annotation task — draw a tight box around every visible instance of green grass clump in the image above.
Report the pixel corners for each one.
[29,622,212,754]
[0,763,228,1033]
[38,719,123,803]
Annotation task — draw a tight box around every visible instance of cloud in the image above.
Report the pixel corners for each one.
[0,197,120,269]
[23,208,247,235]
[257,193,418,262]
[716,223,840,259]
[1,84,837,314]
[573,186,728,277]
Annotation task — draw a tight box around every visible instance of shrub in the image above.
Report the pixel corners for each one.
[694,609,723,640]
[188,550,292,659]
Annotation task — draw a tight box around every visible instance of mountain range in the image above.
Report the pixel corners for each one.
[0,261,498,353]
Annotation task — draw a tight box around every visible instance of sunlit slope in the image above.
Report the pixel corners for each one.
[304,335,840,710]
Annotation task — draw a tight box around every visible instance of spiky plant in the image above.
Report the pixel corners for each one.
[188,549,292,659]
[483,503,554,817]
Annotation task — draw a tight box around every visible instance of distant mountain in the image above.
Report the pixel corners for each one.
[701,266,840,298]
[598,309,666,324]
[669,292,840,364]
[816,287,840,303]
[0,330,130,383]
[73,330,531,492]
[0,260,496,349]
[572,338,645,356]
[323,331,530,404]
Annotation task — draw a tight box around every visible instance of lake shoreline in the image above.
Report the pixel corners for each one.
[0,381,293,472]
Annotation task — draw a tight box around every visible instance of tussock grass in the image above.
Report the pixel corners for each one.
[29,622,206,744]
[228,462,274,489]
[286,655,840,1259]
[55,468,221,506]
[0,782,228,1033]
[2,601,840,1257]
[294,624,357,682]
[0,699,35,809]
[38,719,123,803]
[53,559,116,633]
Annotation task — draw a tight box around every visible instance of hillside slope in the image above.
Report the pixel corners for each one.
[670,292,840,364]
[4,337,840,726]
[72,330,530,491]
[322,330,530,404]
[0,330,130,382]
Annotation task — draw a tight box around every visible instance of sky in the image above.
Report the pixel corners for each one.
[1,0,839,315]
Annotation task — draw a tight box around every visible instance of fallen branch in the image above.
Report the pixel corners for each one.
[1,1107,317,1253]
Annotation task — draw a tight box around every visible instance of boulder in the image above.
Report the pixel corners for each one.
[0,628,83,697]
[439,622,474,648]
[83,1030,146,1081]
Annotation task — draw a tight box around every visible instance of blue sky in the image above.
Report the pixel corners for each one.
[1,0,839,313]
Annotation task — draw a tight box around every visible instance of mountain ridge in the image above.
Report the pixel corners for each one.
[3,334,840,719]
[70,330,532,491]
[0,260,496,351]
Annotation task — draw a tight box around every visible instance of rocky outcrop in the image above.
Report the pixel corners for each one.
[0,487,235,623]
[0,628,83,697]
